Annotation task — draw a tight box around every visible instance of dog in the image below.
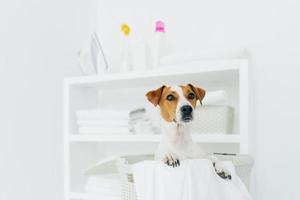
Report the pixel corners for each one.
[146,84,231,179]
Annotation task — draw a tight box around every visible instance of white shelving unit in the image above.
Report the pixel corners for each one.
[63,59,249,200]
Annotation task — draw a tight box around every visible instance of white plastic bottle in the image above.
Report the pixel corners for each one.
[131,38,148,71]
[152,20,166,69]
[120,24,133,72]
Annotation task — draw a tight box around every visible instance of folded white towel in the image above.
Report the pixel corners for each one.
[76,109,130,120]
[132,159,251,200]
[86,174,121,185]
[203,90,228,105]
[86,184,121,190]
[77,120,129,127]
[83,193,121,200]
[79,127,129,134]
[85,174,122,199]
[85,186,121,197]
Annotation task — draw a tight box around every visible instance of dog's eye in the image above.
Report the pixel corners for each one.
[166,94,175,101]
[188,93,195,100]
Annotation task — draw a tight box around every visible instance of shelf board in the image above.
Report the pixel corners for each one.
[69,134,241,143]
[64,59,245,89]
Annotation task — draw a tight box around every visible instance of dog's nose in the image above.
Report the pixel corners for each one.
[181,105,193,115]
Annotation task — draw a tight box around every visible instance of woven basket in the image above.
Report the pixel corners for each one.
[192,105,234,134]
[116,154,253,200]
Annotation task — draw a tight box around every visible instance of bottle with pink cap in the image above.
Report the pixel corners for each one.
[152,20,166,69]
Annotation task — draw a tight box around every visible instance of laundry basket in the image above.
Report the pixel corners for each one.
[116,154,253,200]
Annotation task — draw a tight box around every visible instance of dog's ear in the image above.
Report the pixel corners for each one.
[145,85,166,106]
[188,84,206,104]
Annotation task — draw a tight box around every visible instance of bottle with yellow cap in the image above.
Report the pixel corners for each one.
[120,23,133,72]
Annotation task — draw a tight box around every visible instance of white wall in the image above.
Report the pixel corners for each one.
[0,1,97,200]
[96,0,300,199]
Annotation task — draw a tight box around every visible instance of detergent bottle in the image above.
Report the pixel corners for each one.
[152,20,166,69]
[120,23,133,72]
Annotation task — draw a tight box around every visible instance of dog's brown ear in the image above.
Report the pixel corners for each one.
[145,85,166,106]
[188,84,206,104]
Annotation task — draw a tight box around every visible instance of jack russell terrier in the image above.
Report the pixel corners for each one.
[146,84,231,180]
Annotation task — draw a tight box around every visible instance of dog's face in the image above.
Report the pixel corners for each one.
[146,84,205,123]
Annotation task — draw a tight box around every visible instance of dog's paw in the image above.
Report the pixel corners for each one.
[163,153,180,167]
[213,162,232,180]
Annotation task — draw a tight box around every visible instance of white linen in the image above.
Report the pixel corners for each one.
[77,120,129,127]
[202,90,228,105]
[79,127,129,134]
[76,109,130,120]
[85,174,122,200]
[76,108,159,135]
[132,159,251,200]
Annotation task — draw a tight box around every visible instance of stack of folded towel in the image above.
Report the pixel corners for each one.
[129,108,160,135]
[85,174,122,200]
[76,109,130,134]
[76,108,159,135]
[202,90,228,105]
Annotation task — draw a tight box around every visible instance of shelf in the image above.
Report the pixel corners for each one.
[64,59,246,89]
[69,134,241,143]
[64,59,249,200]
